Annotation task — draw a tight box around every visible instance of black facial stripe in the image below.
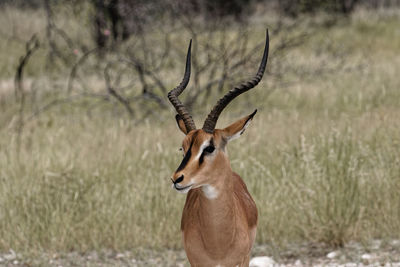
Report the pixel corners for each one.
[176,142,192,172]
[199,150,205,165]
[199,138,214,166]
[176,132,198,172]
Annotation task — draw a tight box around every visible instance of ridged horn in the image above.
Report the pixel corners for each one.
[167,40,196,132]
[202,29,269,133]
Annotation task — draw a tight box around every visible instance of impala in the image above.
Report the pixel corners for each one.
[167,30,269,267]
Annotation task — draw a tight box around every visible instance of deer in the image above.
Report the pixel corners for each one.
[167,30,269,267]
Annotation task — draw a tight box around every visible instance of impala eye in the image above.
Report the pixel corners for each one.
[204,145,215,154]
[199,142,215,165]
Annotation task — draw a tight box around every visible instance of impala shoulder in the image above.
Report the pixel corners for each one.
[232,172,258,227]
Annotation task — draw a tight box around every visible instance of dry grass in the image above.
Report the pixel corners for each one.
[0,5,399,255]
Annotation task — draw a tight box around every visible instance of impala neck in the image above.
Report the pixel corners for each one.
[197,163,237,255]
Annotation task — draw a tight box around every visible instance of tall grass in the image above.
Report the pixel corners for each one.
[0,6,400,254]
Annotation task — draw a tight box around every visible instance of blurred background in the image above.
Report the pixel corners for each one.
[0,0,400,265]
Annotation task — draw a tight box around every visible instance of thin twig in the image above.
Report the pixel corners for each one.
[14,34,40,158]
[67,48,98,94]
[104,63,135,117]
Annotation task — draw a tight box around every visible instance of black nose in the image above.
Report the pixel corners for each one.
[174,175,184,184]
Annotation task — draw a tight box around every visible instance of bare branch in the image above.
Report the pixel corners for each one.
[13,34,40,158]
[67,48,99,94]
[14,35,40,101]
[104,63,135,117]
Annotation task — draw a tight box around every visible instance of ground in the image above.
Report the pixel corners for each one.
[1,240,399,266]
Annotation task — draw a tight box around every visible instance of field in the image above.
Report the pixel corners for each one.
[0,4,400,266]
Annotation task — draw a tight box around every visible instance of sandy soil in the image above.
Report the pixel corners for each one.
[1,240,399,266]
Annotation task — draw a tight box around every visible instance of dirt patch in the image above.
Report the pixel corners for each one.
[1,240,399,266]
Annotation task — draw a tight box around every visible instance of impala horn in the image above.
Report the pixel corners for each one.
[202,29,269,133]
[167,40,197,132]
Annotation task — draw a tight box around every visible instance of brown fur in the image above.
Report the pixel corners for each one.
[171,112,258,266]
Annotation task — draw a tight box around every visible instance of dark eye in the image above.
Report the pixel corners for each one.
[204,145,215,154]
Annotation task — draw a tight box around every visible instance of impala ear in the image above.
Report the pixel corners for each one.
[221,110,257,142]
[175,114,189,135]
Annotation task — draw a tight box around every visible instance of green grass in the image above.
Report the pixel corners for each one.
[0,5,400,255]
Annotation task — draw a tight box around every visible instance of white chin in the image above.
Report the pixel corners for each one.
[175,185,193,194]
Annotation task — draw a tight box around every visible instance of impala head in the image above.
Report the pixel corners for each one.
[167,30,269,193]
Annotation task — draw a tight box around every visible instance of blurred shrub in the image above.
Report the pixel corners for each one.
[92,0,167,48]
[277,0,359,16]
[0,0,43,8]
[275,0,400,16]
[91,0,256,48]
[0,0,63,9]
[187,0,255,19]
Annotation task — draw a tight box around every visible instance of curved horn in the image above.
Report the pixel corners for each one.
[167,40,196,132]
[202,29,269,133]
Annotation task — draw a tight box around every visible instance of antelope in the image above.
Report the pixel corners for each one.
[167,30,269,267]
